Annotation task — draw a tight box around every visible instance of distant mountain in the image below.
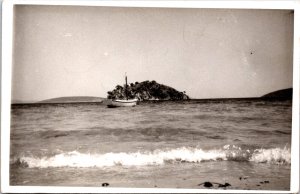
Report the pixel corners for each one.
[261,88,292,99]
[38,96,105,104]
[107,80,189,101]
[11,99,35,104]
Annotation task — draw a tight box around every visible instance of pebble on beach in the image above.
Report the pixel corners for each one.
[199,181,231,188]
[204,182,213,187]
[260,180,270,184]
[198,182,213,187]
[219,183,231,188]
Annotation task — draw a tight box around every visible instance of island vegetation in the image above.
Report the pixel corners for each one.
[107,80,189,101]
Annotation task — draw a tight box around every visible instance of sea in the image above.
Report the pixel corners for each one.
[10,99,292,190]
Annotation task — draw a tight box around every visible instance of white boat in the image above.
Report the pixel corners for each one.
[107,98,138,108]
[107,73,138,108]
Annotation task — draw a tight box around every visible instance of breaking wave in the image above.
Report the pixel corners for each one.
[11,145,290,168]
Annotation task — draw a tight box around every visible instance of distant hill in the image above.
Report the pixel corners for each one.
[261,88,292,99]
[11,99,35,104]
[107,80,189,101]
[38,96,105,104]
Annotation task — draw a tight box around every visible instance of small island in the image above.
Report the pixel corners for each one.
[107,80,189,101]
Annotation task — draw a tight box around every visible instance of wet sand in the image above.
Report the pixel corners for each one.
[11,161,290,191]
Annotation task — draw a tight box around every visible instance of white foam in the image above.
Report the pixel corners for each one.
[18,147,226,168]
[16,146,291,168]
[250,147,291,164]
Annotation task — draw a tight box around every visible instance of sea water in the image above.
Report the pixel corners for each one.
[9,99,292,190]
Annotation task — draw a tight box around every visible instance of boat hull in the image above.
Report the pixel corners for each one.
[107,99,138,108]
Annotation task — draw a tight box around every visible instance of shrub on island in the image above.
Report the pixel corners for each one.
[107,80,189,101]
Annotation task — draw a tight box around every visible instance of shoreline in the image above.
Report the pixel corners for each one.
[11,97,292,106]
[10,161,290,190]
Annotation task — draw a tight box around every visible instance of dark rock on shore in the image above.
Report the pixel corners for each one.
[198,181,232,189]
[219,183,231,187]
[239,176,248,180]
[102,183,109,187]
[260,180,270,184]
[203,182,213,187]
[107,80,189,101]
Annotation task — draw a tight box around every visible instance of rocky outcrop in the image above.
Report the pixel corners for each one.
[107,80,189,101]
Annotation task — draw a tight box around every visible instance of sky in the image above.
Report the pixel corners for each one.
[12,5,294,101]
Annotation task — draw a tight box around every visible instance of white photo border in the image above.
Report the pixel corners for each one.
[1,0,299,193]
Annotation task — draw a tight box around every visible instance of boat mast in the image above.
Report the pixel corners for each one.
[125,72,128,100]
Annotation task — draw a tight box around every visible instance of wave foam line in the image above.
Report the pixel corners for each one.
[13,146,290,168]
[250,147,291,164]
